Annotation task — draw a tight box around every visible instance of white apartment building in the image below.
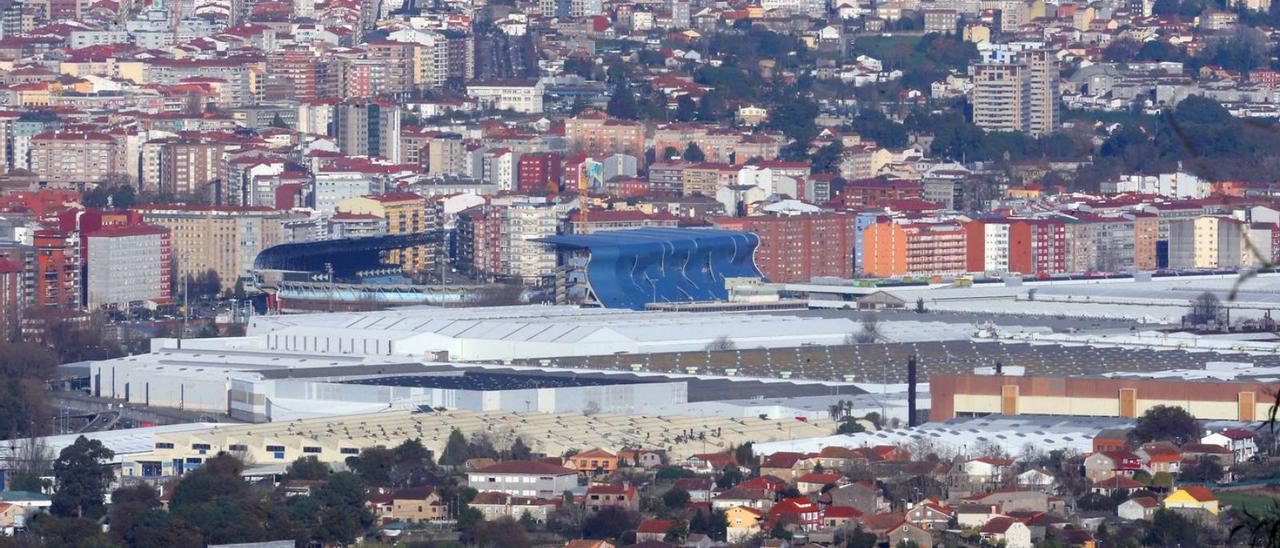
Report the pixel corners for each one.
[85,225,171,309]
[466,79,545,114]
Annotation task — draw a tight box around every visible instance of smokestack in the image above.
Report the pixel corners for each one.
[907,354,918,427]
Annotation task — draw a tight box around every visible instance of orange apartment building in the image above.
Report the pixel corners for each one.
[564,111,647,164]
[862,221,967,278]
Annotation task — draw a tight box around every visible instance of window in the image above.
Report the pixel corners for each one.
[340,448,359,455]
[192,443,211,451]
[303,447,321,454]
[155,442,174,449]
[266,445,286,452]
[228,444,248,452]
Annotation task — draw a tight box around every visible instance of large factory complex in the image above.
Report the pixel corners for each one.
[8,272,1280,485]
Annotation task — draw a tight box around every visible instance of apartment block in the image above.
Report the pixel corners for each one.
[29,131,125,184]
[338,193,437,275]
[862,221,968,278]
[85,224,172,309]
[333,101,402,163]
[713,212,856,282]
[972,63,1033,134]
[136,205,290,291]
[564,111,646,164]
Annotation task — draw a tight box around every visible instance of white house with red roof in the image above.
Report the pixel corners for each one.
[1201,428,1259,463]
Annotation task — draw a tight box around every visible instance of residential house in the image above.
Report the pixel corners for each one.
[906,498,955,530]
[981,516,1033,548]
[673,478,715,502]
[1163,486,1219,515]
[886,520,935,548]
[962,457,1015,486]
[826,481,887,516]
[962,489,1058,514]
[712,486,775,511]
[1136,442,1182,475]
[1083,451,1142,481]
[1179,443,1233,466]
[684,452,740,475]
[469,492,557,523]
[1016,469,1057,492]
[0,492,51,512]
[635,519,675,542]
[368,491,395,523]
[392,486,447,522]
[1092,428,1131,453]
[0,503,25,535]
[795,472,845,494]
[570,448,620,475]
[617,449,665,469]
[737,475,787,494]
[767,497,822,532]
[759,451,812,481]
[821,505,864,528]
[1201,429,1259,463]
[467,461,579,498]
[584,483,639,513]
[812,446,866,470]
[725,506,764,543]
[1090,475,1144,497]
[1117,496,1160,521]
[858,511,910,540]
[956,503,1002,528]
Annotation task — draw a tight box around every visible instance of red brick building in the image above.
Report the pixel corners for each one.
[1008,219,1067,276]
[838,178,924,208]
[517,152,563,193]
[33,230,81,310]
[714,213,857,283]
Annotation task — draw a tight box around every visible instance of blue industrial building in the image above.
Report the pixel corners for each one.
[538,228,764,310]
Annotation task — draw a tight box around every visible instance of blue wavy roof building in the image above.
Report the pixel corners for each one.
[537,227,765,310]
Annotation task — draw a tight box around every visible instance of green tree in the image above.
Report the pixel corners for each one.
[169,453,249,511]
[683,142,706,162]
[313,472,373,544]
[1145,509,1206,547]
[810,142,843,175]
[346,445,394,485]
[51,436,114,518]
[1179,456,1224,483]
[582,506,639,540]
[439,428,471,466]
[696,90,726,122]
[29,515,121,548]
[665,519,688,542]
[508,437,533,460]
[675,94,697,121]
[286,456,331,481]
[473,516,531,547]
[837,417,866,434]
[107,483,160,545]
[662,487,691,509]
[714,464,743,489]
[110,185,136,209]
[1130,405,1200,445]
[606,84,639,120]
